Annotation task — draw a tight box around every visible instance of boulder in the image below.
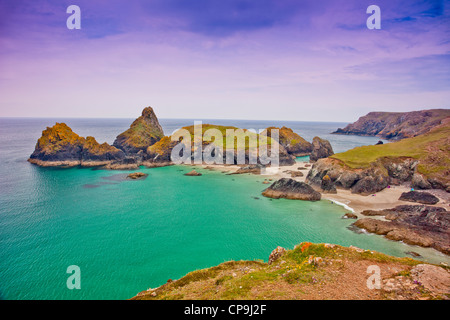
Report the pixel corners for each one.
[399,191,439,205]
[321,175,337,193]
[268,246,286,265]
[410,264,450,295]
[262,178,321,201]
[310,137,334,162]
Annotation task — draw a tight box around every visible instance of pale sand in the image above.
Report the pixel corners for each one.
[187,162,449,215]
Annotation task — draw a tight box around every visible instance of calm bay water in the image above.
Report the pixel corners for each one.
[0,118,448,300]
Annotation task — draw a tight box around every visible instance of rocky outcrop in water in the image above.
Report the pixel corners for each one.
[262,178,321,201]
[28,123,125,167]
[113,106,164,155]
[309,137,334,162]
[353,205,449,255]
[332,109,450,140]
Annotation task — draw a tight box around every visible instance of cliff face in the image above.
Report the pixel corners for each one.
[28,123,125,167]
[113,106,164,154]
[307,119,450,193]
[333,109,450,140]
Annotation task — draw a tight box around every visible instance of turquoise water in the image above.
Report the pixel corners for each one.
[0,118,448,300]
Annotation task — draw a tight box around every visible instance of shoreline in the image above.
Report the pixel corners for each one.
[192,161,449,215]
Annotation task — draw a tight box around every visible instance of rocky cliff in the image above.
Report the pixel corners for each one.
[332,109,450,140]
[308,119,450,193]
[132,242,450,300]
[28,123,125,167]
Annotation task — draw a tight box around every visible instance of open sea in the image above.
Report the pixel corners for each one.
[0,118,448,300]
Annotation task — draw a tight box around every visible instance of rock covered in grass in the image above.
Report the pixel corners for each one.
[28,123,125,167]
[113,106,164,154]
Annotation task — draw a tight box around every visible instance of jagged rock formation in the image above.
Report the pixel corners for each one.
[353,205,449,255]
[28,123,125,167]
[261,127,312,156]
[332,109,450,140]
[262,178,321,201]
[29,107,169,169]
[113,106,164,154]
[310,137,334,162]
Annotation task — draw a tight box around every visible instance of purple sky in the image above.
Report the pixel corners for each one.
[0,0,449,121]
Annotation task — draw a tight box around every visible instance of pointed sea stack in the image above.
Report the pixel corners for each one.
[113,106,164,154]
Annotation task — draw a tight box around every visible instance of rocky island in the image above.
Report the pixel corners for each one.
[28,123,125,167]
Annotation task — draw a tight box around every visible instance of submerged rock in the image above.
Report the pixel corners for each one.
[184,170,202,176]
[262,178,321,201]
[127,172,148,180]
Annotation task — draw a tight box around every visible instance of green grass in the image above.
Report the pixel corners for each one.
[331,123,450,171]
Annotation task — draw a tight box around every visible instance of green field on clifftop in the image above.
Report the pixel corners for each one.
[330,122,450,180]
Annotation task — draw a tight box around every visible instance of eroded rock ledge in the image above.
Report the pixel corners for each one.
[352,205,449,255]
